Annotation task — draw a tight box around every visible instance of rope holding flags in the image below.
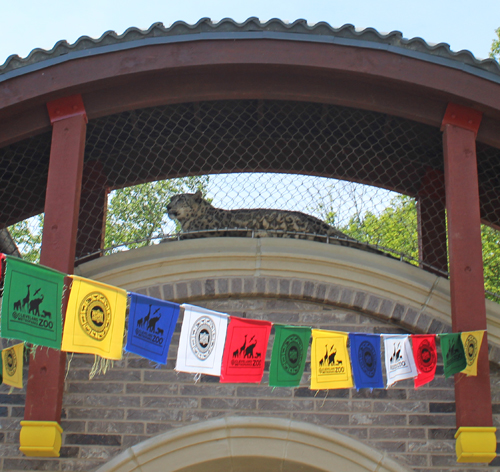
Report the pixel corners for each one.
[0,253,489,390]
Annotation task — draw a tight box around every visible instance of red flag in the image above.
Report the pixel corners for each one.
[411,334,437,388]
[220,317,272,383]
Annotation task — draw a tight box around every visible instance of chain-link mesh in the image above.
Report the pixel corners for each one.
[1,100,500,300]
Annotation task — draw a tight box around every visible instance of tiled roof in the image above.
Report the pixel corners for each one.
[1,17,500,80]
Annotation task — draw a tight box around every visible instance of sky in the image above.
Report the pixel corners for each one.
[1,0,499,66]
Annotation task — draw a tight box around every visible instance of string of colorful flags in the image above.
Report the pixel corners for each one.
[0,254,485,390]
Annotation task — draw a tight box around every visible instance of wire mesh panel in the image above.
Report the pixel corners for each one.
[82,100,443,264]
[2,99,500,300]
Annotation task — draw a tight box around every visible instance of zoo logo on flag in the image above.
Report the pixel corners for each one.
[416,339,436,373]
[280,334,303,375]
[190,317,216,360]
[11,283,54,331]
[79,292,111,341]
[358,340,377,378]
[135,305,166,347]
[389,342,407,372]
[465,334,478,366]
[446,338,463,364]
[4,347,17,377]
[318,343,345,375]
[231,334,263,367]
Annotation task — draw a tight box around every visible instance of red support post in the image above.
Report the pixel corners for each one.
[441,103,493,429]
[417,168,447,276]
[75,160,109,263]
[23,95,87,426]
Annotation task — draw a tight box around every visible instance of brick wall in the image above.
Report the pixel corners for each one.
[1,277,499,471]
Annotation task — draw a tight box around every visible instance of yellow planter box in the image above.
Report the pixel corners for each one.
[455,426,497,463]
[19,421,63,457]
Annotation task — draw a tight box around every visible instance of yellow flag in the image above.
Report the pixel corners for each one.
[310,329,353,389]
[461,330,485,376]
[61,276,127,360]
[2,342,24,389]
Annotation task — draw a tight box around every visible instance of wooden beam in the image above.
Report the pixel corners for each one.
[441,103,493,428]
[23,95,87,423]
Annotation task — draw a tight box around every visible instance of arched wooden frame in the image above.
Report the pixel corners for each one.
[2,36,500,149]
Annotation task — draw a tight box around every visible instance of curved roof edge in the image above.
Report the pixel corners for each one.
[2,17,500,82]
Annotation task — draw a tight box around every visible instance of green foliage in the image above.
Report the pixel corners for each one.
[334,194,500,301]
[9,215,44,263]
[7,177,209,260]
[339,195,419,261]
[104,176,209,251]
[490,27,500,60]
[482,225,500,301]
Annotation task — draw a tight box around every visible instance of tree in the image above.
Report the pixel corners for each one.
[9,215,44,263]
[331,194,500,302]
[490,27,500,60]
[337,194,419,262]
[8,176,209,261]
[482,225,500,301]
[104,176,209,251]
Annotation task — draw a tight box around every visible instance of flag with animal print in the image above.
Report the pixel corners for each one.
[61,276,127,360]
[439,332,467,378]
[125,293,180,364]
[382,334,417,387]
[349,333,384,390]
[310,329,353,390]
[0,256,65,349]
[220,317,272,383]
[269,325,311,387]
[411,334,437,388]
[2,342,24,389]
[175,304,229,376]
[460,330,485,377]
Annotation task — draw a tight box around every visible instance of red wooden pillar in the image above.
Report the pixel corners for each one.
[21,95,87,457]
[441,103,496,462]
[75,160,109,263]
[417,168,447,276]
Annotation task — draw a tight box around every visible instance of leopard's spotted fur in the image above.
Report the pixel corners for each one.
[166,191,382,255]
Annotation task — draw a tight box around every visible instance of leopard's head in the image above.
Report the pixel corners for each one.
[167,191,211,224]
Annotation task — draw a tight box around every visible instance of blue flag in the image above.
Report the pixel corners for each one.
[125,293,180,364]
[349,333,384,389]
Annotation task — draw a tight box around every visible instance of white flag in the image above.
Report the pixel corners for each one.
[383,334,417,387]
[175,304,229,376]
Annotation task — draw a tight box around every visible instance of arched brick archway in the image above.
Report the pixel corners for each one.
[95,417,412,472]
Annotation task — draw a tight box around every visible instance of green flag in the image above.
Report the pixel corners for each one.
[269,325,311,387]
[439,333,467,378]
[0,256,65,348]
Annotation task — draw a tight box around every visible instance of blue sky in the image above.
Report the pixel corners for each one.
[1,0,499,65]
